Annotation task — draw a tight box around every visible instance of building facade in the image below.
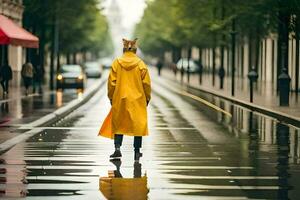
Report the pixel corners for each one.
[0,0,24,86]
[199,34,299,92]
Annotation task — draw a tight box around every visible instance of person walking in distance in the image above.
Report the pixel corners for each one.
[0,60,13,98]
[156,59,163,76]
[99,38,151,162]
[21,62,34,95]
[33,64,44,94]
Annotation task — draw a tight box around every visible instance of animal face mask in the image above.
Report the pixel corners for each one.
[122,38,138,53]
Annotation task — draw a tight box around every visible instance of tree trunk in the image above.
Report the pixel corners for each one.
[39,21,46,78]
[295,27,299,92]
[277,0,290,90]
[231,18,236,96]
[39,0,46,76]
[57,50,60,71]
[248,34,252,71]
[83,51,87,63]
[199,47,203,84]
[271,39,275,83]
[212,40,216,86]
[254,31,260,72]
[50,20,55,90]
[73,53,77,64]
[241,43,244,77]
[66,53,71,64]
[219,0,225,89]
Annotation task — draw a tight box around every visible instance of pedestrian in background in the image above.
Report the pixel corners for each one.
[99,38,151,162]
[21,62,34,95]
[0,60,13,97]
[170,61,177,77]
[33,65,44,94]
[156,59,163,76]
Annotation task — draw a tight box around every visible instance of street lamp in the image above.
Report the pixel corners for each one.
[180,55,184,83]
[278,42,291,106]
[248,66,258,103]
[218,66,225,89]
[278,68,291,106]
[187,47,191,84]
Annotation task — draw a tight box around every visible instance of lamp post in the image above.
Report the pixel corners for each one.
[230,18,236,96]
[248,66,258,103]
[187,47,191,84]
[278,42,291,106]
[219,0,225,90]
[180,54,184,83]
[198,48,203,84]
[278,68,291,106]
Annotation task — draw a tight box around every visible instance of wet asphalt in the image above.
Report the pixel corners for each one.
[0,75,299,199]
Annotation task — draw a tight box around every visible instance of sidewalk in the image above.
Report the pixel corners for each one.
[155,67,300,121]
[0,77,105,146]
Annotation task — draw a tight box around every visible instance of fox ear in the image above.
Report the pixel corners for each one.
[122,38,127,44]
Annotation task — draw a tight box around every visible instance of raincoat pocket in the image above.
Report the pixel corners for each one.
[99,109,114,139]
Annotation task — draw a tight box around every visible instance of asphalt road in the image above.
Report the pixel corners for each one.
[0,76,299,199]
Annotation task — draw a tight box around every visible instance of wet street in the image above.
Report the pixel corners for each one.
[0,75,300,199]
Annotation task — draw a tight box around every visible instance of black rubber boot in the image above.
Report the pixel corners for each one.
[110,149,122,159]
[134,151,143,162]
[110,159,123,178]
[134,162,142,178]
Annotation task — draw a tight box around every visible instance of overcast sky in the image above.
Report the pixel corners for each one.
[102,0,146,27]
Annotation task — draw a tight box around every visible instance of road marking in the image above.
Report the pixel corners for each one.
[152,174,279,180]
[153,79,232,117]
[15,126,197,130]
[0,129,42,152]
[173,88,232,117]
[24,165,254,170]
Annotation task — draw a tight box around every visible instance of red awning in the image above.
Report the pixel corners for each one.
[0,14,39,48]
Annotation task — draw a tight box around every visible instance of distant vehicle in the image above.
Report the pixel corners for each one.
[176,58,200,73]
[56,64,86,89]
[99,57,113,69]
[84,61,102,78]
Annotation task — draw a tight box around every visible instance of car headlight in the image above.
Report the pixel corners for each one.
[78,74,83,80]
[57,74,63,80]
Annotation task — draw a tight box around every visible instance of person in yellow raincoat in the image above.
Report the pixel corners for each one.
[101,38,151,161]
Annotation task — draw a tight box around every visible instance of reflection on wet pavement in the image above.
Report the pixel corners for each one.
[99,160,148,200]
[0,79,299,199]
[0,80,97,144]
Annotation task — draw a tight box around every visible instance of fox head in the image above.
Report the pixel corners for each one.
[122,38,138,53]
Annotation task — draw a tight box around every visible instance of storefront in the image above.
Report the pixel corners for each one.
[0,13,38,85]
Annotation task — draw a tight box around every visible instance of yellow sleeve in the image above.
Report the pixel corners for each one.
[108,61,117,102]
[140,63,151,103]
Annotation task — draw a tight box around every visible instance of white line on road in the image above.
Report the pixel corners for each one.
[15,126,197,130]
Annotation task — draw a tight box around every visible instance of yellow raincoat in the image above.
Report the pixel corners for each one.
[99,52,151,138]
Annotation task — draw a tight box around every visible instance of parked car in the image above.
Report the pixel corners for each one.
[176,58,200,73]
[84,61,102,78]
[56,64,86,89]
[99,57,113,69]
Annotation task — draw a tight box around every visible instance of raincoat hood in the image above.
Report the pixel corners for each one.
[117,52,141,70]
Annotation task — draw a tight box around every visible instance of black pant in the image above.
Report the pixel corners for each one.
[114,134,142,150]
[1,80,9,93]
[33,80,42,93]
[23,77,32,89]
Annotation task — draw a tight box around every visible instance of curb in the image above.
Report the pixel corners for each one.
[161,75,300,128]
[0,77,106,153]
